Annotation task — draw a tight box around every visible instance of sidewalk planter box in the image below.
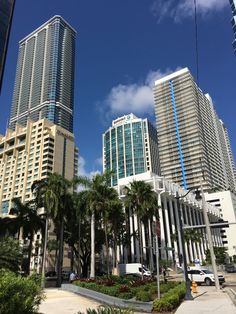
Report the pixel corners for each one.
[61,284,153,313]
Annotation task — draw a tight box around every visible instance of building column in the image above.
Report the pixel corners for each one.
[129,213,135,262]
[169,198,178,266]
[163,196,173,261]
[133,214,140,262]
[158,193,166,260]
[173,198,183,267]
[141,222,147,262]
[185,205,194,263]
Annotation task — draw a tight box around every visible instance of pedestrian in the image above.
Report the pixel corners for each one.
[69,271,76,283]
[163,266,167,283]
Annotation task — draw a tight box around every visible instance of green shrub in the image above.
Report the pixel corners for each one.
[0,270,44,314]
[177,283,186,299]
[160,281,178,293]
[155,293,179,311]
[149,286,157,295]
[98,286,118,297]
[153,282,186,312]
[136,290,152,302]
[117,292,133,300]
[153,298,169,312]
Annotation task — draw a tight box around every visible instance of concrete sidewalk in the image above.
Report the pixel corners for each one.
[39,288,102,314]
[39,285,236,314]
[176,286,236,314]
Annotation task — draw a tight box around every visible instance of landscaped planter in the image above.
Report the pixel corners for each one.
[61,284,153,312]
[61,278,186,313]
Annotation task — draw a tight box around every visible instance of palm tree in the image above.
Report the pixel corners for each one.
[32,173,71,287]
[171,229,201,264]
[9,198,44,274]
[124,180,157,278]
[74,171,113,278]
[108,201,125,269]
[0,216,18,238]
[98,184,122,275]
[32,175,59,285]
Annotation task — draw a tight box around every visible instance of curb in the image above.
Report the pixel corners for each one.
[61,284,153,313]
[225,288,236,307]
[192,291,207,299]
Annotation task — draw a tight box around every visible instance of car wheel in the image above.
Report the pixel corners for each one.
[205,278,212,286]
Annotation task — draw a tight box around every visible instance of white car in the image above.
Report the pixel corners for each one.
[187,268,225,286]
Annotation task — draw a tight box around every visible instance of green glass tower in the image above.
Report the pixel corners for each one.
[103,114,160,186]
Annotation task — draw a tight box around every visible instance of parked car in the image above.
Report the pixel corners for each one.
[225,264,236,273]
[45,270,70,280]
[187,268,225,286]
[62,270,70,280]
[45,270,56,278]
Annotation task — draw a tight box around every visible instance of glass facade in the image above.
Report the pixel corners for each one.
[0,0,15,92]
[103,114,160,186]
[230,0,236,55]
[9,16,76,132]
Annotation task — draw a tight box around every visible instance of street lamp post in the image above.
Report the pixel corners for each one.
[176,191,193,300]
[200,182,220,291]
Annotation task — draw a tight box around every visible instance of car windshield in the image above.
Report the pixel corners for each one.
[202,270,213,274]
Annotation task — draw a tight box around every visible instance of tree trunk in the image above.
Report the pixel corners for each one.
[148,219,154,272]
[138,218,144,280]
[70,246,74,271]
[41,217,48,288]
[90,211,95,278]
[56,219,64,287]
[27,233,34,275]
[77,219,81,277]
[114,233,118,269]
[104,222,109,275]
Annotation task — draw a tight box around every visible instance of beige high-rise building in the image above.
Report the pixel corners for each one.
[0,118,77,215]
[153,67,236,193]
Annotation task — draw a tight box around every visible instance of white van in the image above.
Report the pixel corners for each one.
[118,263,151,277]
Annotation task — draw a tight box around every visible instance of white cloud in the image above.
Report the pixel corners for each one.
[78,156,100,178]
[95,156,103,167]
[102,68,181,116]
[150,0,228,22]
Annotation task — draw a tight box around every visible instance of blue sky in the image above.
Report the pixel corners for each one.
[0,0,235,177]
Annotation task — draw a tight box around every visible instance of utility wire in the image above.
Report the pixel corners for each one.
[193,0,213,185]
[194,0,199,85]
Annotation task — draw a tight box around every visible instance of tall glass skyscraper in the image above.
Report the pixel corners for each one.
[103,114,160,186]
[153,68,236,193]
[230,0,236,55]
[9,16,76,132]
[0,0,15,92]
